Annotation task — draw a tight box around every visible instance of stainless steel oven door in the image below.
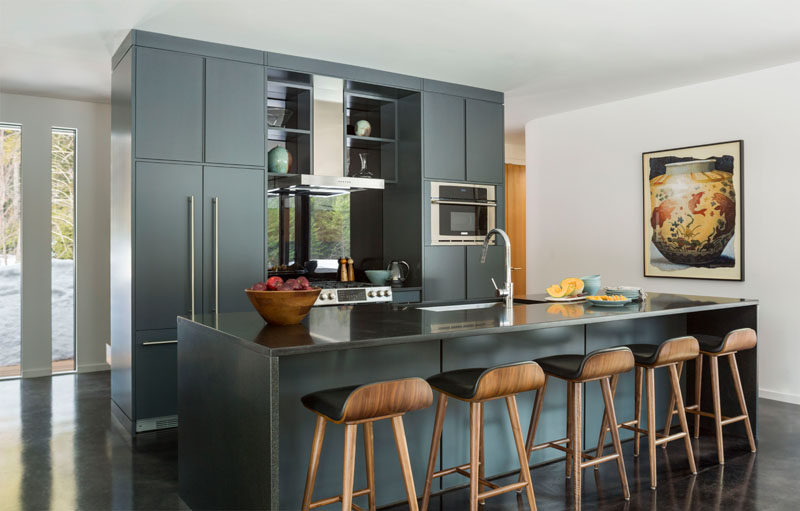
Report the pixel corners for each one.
[430,182,496,245]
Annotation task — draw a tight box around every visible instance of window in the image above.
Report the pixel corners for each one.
[51,128,76,373]
[309,194,350,260]
[0,123,22,378]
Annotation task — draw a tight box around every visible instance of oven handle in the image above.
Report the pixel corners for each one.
[431,199,497,207]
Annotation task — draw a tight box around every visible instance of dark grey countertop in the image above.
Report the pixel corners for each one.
[177,292,757,357]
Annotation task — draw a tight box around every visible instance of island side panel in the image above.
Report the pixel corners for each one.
[177,319,271,510]
[278,340,440,510]
[687,304,758,440]
[439,325,584,489]
[584,315,685,450]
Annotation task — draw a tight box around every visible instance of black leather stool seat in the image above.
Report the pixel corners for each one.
[427,368,486,400]
[695,334,725,353]
[301,384,360,421]
[535,346,632,380]
[626,344,661,365]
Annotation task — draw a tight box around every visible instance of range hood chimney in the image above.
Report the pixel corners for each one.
[268,75,384,195]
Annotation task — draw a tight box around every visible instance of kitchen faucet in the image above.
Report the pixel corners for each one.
[481,228,513,308]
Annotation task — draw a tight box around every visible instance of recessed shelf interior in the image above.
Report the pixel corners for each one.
[345,93,397,140]
[267,68,313,174]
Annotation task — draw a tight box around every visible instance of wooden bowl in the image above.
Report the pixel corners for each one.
[245,288,321,326]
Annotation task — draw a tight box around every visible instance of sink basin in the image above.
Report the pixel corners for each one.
[417,302,501,312]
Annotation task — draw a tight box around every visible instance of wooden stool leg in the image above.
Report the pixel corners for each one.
[633,366,643,457]
[593,374,618,466]
[391,416,420,511]
[518,378,548,486]
[710,355,725,464]
[570,382,583,510]
[469,402,481,511]
[668,363,697,475]
[301,415,327,511]
[478,402,486,505]
[728,353,757,453]
[646,367,657,489]
[566,381,574,478]
[694,354,703,438]
[421,394,448,511]
[341,423,358,511]
[600,377,630,500]
[662,361,683,448]
[506,395,537,511]
[363,421,376,511]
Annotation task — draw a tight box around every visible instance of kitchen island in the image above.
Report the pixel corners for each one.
[177,293,758,510]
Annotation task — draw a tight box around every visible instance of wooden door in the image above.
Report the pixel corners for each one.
[504,164,526,296]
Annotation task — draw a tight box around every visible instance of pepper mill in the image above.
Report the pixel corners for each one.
[339,257,348,282]
[346,258,355,282]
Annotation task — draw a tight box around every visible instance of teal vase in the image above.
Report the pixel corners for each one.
[268,147,291,173]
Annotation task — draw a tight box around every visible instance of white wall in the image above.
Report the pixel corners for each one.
[0,92,110,376]
[504,130,526,165]
[524,61,800,404]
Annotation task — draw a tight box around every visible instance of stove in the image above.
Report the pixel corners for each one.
[312,280,393,306]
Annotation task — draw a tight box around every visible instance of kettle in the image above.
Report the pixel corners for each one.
[387,260,410,288]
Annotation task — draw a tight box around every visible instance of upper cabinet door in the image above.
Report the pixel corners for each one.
[135,48,203,162]
[134,162,203,331]
[466,99,504,184]
[423,92,465,181]
[205,59,265,167]
[466,245,506,300]
[203,166,265,314]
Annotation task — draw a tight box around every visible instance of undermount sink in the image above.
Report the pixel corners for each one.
[417,302,501,312]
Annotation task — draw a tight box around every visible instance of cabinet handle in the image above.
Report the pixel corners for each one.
[189,196,195,321]
[431,199,497,207]
[142,340,178,346]
[213,197,220,321]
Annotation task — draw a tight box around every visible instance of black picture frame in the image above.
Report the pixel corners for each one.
[642,140,744,281]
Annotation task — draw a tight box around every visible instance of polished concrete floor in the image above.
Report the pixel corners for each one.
[0,372,796,510]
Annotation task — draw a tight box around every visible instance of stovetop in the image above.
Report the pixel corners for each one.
[312,280,392,306]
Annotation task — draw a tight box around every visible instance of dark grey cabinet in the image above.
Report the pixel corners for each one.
[423,92,465,181]
[135,342,177,421]
[134,162,203,331]
[202,166,265,314]
[466,99,504,184]
[466,245,505,300]
[423,246,466,302]
[135,47,203,161]
[205,59,265,167]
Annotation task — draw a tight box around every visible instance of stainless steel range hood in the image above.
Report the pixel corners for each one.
[268,75,384,195]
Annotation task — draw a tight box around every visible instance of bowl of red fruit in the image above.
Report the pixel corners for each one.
[245,276,321,325]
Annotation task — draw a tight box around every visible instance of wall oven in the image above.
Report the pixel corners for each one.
[430,181,496,245]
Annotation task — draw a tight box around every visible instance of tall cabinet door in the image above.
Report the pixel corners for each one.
[423,92,465,181]
[205,59,266,167]
[466,245,506,300]
[135,48,203,161]
[466,99,504,184]
[135,162,203,331]
[203,166,265,314]
[423,246,466,302]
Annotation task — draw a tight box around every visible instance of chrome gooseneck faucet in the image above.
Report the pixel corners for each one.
[481,228,513,308]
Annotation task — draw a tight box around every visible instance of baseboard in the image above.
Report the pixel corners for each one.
[21,367,51,378]
[78,362,111,374]
[759,388,800,405]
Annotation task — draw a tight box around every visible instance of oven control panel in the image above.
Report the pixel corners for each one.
[314,286,393,306]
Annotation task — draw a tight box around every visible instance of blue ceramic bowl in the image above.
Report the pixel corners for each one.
[581,275,602,295]
[365,270,391,285]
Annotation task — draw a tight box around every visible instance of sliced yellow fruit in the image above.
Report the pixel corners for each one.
[560,278,585,296]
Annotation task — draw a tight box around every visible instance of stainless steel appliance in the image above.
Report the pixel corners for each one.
[313,281,392,306]
[430,181,496,245]
[387,260,410,288]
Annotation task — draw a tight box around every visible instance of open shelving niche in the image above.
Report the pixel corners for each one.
[266,68,312,176]
[344,91,397,183]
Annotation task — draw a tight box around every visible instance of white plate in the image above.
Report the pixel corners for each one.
[544,295,587,303]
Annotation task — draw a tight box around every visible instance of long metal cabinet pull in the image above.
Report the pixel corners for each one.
[431,199,497,207]
[142,340,178,346]
[213,197,220,319]
[189,196,195,321]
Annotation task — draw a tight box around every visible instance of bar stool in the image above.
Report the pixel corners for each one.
[521,347,634,510]
[594,336,699,489]
[663,328,757,465]
[300,377,433,511]
[420,361,545,511]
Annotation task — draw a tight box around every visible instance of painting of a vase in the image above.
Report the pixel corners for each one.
[643,141,743,281]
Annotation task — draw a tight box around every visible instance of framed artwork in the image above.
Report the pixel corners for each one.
[643,140,743,281]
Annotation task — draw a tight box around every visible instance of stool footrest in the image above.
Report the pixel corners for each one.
[580,452,620,469]
[527,437,569,454]
[478,481,529,500]
[309,488,370,509]
[721,414,748,426]
[654,432,687,446]
[675,406,747,426]
[432,462,497,492]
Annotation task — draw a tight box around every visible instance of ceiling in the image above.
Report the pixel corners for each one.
[2,0,800,134]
